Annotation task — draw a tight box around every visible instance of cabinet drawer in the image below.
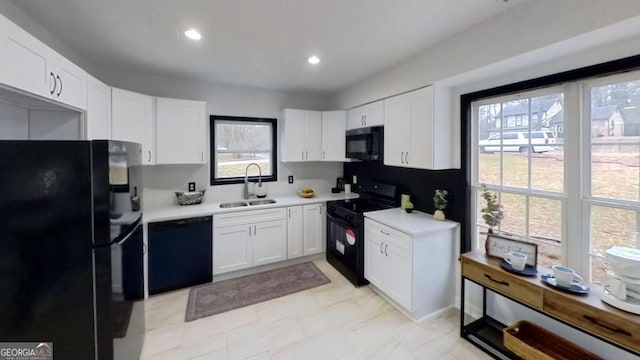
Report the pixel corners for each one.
[365,218,412,251]
[544,290,640,353]
[214,208,286,227]
[462,257,542,309]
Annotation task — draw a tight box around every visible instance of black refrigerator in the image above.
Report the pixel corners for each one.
[0,140,145,360]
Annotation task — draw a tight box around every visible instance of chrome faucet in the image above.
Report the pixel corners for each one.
[244,163,262,199]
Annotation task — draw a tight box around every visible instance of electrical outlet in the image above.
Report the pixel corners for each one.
[188,182,196,192]
[352,175,357,184]
[288,176,294,184]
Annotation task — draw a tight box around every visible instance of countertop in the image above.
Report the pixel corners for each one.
[144,192,359,223]
[363,208,458,236]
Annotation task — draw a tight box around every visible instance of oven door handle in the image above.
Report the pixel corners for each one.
[326,212,356,230]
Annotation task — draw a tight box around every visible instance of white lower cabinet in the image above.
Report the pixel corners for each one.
[213,224,252,274]
[252,220,288,266]
[364,214,456,320]
[287,203,326,258]
[213,208,287,275]
[365,219,412,310]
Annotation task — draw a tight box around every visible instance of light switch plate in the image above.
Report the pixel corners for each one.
[288,176,294,184]
[188,182,196,192]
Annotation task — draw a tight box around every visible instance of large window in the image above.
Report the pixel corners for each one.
[471,70,640,284]
[210,115,277,185]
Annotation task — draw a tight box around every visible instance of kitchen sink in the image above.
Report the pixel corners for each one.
[248,199,276,206]
[219,202,249,208]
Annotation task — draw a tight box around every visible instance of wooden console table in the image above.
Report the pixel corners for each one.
[460,250,640,359]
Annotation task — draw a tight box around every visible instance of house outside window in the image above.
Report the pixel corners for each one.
[210,115,277,185]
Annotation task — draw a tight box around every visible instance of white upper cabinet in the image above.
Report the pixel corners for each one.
[384,86,453,169]
[321,110,347,161]
[111,88,155,164]
[280,108,322,162]
[86,75,111,140]
[155,97,206,164]
[346,100,383,130]
[0,13,86,110]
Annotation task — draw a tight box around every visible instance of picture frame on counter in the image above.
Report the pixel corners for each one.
[485,234,538,267]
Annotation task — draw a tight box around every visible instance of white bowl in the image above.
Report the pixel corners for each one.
[606,246,640,279]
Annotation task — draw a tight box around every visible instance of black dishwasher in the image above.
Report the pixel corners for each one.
[148,216,212,295]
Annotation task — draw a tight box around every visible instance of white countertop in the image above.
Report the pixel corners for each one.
[364,208,458,236]
[144,193,359,223]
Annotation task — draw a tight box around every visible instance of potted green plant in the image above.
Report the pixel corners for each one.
[480,184,503,233]
[432,189,448,220]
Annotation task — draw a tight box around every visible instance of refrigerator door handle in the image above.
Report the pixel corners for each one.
[111,215,143,246]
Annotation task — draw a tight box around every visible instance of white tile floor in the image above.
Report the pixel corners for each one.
[139,259,492,360]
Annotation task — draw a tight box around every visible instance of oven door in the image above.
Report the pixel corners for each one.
[326,212,368,285]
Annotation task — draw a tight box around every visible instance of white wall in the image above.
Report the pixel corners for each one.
[95,69,338,208]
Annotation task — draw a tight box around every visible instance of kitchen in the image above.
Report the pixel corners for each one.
[1,0,640,359]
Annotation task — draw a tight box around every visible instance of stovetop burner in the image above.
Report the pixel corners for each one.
[331,198,395,213]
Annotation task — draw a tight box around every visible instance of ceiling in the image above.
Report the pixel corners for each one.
[9,0,527,94]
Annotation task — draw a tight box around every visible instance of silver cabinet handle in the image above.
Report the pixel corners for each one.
[385,244,388,256]
[56,74,62,97]
[363,114,367,126]
[380,242,383,254]
[288,208,291,218]
[147,150,151,162]
[302,150,304,160]
[380,229,390,236]
[405,152,409,164]
[361,115,364,126]
[400,152,405,164]
[249,225,252,236]
[319,204,322,214]
[323,150,326,160]
[49,72,57,95]
[254,225,256,235]
[201,151,204,162]
[306,150,308,160]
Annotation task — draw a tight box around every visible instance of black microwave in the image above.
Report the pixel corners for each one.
[346,126,383,161]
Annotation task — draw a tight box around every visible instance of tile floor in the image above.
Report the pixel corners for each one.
[139,259,492,360]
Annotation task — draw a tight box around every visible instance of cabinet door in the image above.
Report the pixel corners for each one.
[281,108,306,162]
[303,204,324,255]
[156,97,206,164]
[384,93,410,167]
[364,229,387,289]
[0,14,52,100]
[346,107,364,130]
[86,75,111,140]
[52,55,87,110]
[386,245,413,310]
[304,111,322,161]
[286,206,303,259]
[213,224,252,275]
[408,86,434,169]
[253,219,287,266]
[112,88,155,164]
[362,100,384,127]
[321,111,346,161]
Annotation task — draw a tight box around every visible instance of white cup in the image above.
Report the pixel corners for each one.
[344,184,351,194]
[503,251,527,271]
[552,265,584,288]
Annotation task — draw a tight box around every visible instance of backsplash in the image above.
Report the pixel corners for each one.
[343,160,465,224]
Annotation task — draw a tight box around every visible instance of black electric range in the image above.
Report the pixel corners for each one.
[326,181,397,287]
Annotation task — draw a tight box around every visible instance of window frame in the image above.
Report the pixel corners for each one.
[209,115,278,186]
[462,54,640,281]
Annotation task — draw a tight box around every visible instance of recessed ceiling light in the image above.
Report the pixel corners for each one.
[308,56,320,65]
[184,28,202,40]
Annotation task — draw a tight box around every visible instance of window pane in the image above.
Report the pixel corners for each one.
[531,146,564,192]
[215,121,273,179]
[502,153,528,188]
[500,193,526,236]
[591,143,640,201]
[590,205,639,257]
[528,197,562,267]
[591,256,608,285]
[478,152,500,185]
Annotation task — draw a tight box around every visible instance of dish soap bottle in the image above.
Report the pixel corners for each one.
[131,186,140,211]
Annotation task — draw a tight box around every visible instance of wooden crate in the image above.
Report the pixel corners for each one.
[504,321,603,360]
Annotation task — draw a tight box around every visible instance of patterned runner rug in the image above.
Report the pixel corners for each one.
[185,262,330,322]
